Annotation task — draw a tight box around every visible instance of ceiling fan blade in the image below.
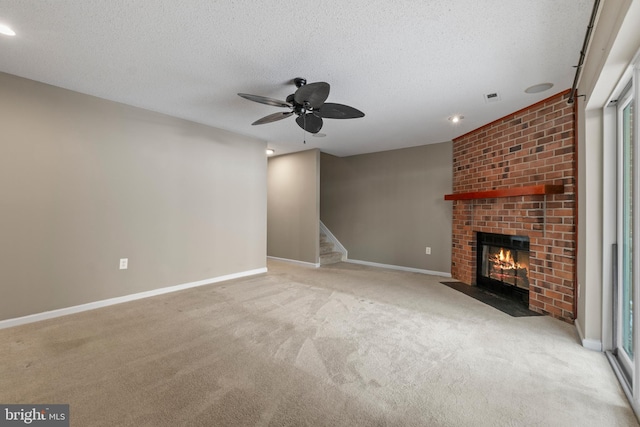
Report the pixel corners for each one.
[316,103,365,119]
[251,111,294,125]
[294,82,330,109]
[295,113,323,134]
[238,93,291,108]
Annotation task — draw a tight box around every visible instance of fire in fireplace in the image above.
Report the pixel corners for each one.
[476,232,530,303]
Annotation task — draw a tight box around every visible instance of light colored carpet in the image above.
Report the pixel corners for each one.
[0,260,637,426]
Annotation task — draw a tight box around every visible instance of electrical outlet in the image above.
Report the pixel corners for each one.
[119,258,128,270]
[425,247,431,255]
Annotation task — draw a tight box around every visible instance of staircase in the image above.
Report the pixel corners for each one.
[320,232,343,265]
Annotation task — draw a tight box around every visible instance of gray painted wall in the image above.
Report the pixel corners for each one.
[0,72,267,321]
[267,149,320,264]
[321,142,453,273]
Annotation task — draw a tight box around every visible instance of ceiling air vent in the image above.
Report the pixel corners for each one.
[484,92,501,103]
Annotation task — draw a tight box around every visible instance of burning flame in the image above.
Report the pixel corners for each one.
[491,249,525,270]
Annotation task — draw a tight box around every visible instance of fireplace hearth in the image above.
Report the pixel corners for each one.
[476,232,530,304]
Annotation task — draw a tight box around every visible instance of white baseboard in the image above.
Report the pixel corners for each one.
[267,256,321,268]
[0,267,267,330]
[575,320,603,351]
[345,259,452,277]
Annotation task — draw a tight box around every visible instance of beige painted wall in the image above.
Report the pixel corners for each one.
[267,149,320,264]
[0,72,267,321]
[321,142,452,273]
[576,0,638,346]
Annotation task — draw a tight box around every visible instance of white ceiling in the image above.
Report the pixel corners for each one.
[0,1,594,157]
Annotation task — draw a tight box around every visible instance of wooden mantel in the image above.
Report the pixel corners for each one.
[444,184,564,201]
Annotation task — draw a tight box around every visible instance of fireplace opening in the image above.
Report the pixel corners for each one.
[476,232,530,305]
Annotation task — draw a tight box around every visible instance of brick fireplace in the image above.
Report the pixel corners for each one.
[448,90,576,323]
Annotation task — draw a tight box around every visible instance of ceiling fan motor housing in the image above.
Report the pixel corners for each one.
[286,94,308,116]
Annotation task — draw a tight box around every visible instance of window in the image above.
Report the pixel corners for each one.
[607,56,640,414]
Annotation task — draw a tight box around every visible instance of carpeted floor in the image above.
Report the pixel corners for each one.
[0,260,637,426]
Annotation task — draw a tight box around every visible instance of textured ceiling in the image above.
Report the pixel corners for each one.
[0,1,594,157]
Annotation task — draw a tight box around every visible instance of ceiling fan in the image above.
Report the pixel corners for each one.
[238,77,364,134]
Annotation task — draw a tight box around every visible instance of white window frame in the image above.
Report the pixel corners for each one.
[604,50,640,415]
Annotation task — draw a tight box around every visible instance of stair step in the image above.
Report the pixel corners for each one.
[320,251,343,265]
[320,241,334,254]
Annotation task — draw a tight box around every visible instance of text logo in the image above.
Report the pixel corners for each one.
[0,405,68,426]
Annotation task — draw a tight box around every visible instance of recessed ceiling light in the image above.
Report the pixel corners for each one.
[448,115,464,123]
[0,24,16,36]
[525,83,554,94]
[266,148,275,156]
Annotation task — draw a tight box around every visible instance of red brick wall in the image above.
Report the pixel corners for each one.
[451,91,576,323]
